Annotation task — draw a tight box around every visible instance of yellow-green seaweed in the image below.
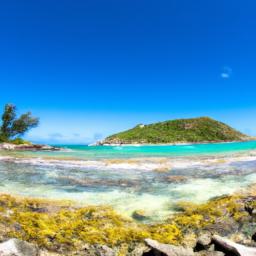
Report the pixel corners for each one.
[0,192,253,254]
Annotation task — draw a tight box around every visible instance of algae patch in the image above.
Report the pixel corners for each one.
[0,191,254,254]
[0,194,181,253]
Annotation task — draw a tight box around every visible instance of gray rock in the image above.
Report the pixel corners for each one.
[93,245,115,256]
[197,234,212,246]
[182,233,197,249]
[145,238,194,256]
[212,235,256,256]
[195,233,212,251]
[0,239,39,256]
[0,143,61,151]
[129,243,150,256]
[0,143,16,150]
[208,244,215,251]
[194,251,224,256]
[73,244,115,256]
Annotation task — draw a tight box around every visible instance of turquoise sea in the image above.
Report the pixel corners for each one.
[1,140,256,222]
[19,140,256,159]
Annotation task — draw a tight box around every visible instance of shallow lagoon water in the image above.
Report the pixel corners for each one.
[1,141,256,222]
[11,140,256,159]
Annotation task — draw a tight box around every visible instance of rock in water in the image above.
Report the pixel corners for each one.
[212,235,256,256]
[132,210,150,221]
[145,238,194,256]
[165,176,188,183]
[0,238,39,256]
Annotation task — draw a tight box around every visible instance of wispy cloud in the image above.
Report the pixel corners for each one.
[93,133,103,141]
[221,66,232,79]
[221,73,230,79]
[25,132,104,145]
[48,132,63,138]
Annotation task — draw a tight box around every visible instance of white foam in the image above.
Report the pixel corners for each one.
[2,151,256,172]
[1,151,256,221]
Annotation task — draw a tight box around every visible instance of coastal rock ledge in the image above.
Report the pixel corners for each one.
[144,235,256,256]
[1,235,256,256]
[0,143,60,151]
[0,238,39,256]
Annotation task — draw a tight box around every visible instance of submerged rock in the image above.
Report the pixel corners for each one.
[58,175,141,188]
[0,238,39,256]
[144,238,194,256]
[165,175,188,183]
[132,210,150,221]
[16,144,61,151]
[153,167,170,173]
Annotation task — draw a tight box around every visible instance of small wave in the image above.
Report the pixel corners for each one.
[114,147,123,150]
[183,145,195,149]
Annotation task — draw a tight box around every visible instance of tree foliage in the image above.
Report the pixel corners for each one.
[0,104,39,141]
[104,117,249,144]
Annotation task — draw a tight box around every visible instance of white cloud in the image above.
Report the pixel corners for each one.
[221,66,232,79]
[48,132,63,138]
[221,73,230,78]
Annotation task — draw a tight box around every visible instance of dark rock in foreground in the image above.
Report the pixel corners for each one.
[212,235,256,256]
[143,235,256,256]
[1,234,256,255]
[144,238,194,256]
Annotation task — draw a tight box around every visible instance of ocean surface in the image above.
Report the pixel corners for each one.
[9,140,256,159]
[1,140,256,222]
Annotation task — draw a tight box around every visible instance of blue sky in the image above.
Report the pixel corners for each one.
[0,0,256,144]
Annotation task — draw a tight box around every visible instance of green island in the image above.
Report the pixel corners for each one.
[103,117,250,144]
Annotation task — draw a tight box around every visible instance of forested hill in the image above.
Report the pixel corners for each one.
[102,117,250,144]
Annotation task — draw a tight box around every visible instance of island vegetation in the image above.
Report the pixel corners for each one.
[103,117,250,144]
[0,103,39,144]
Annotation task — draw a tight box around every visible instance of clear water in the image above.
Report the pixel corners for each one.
[14,140,256,160]
[0,141,256,222]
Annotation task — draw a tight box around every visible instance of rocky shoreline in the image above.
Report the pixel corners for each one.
[1,233,256,256]
[0,143,61,151]
[95,138,255,146]
[0,187,256,255]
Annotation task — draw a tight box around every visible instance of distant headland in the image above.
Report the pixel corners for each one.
[100,117,251,145]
